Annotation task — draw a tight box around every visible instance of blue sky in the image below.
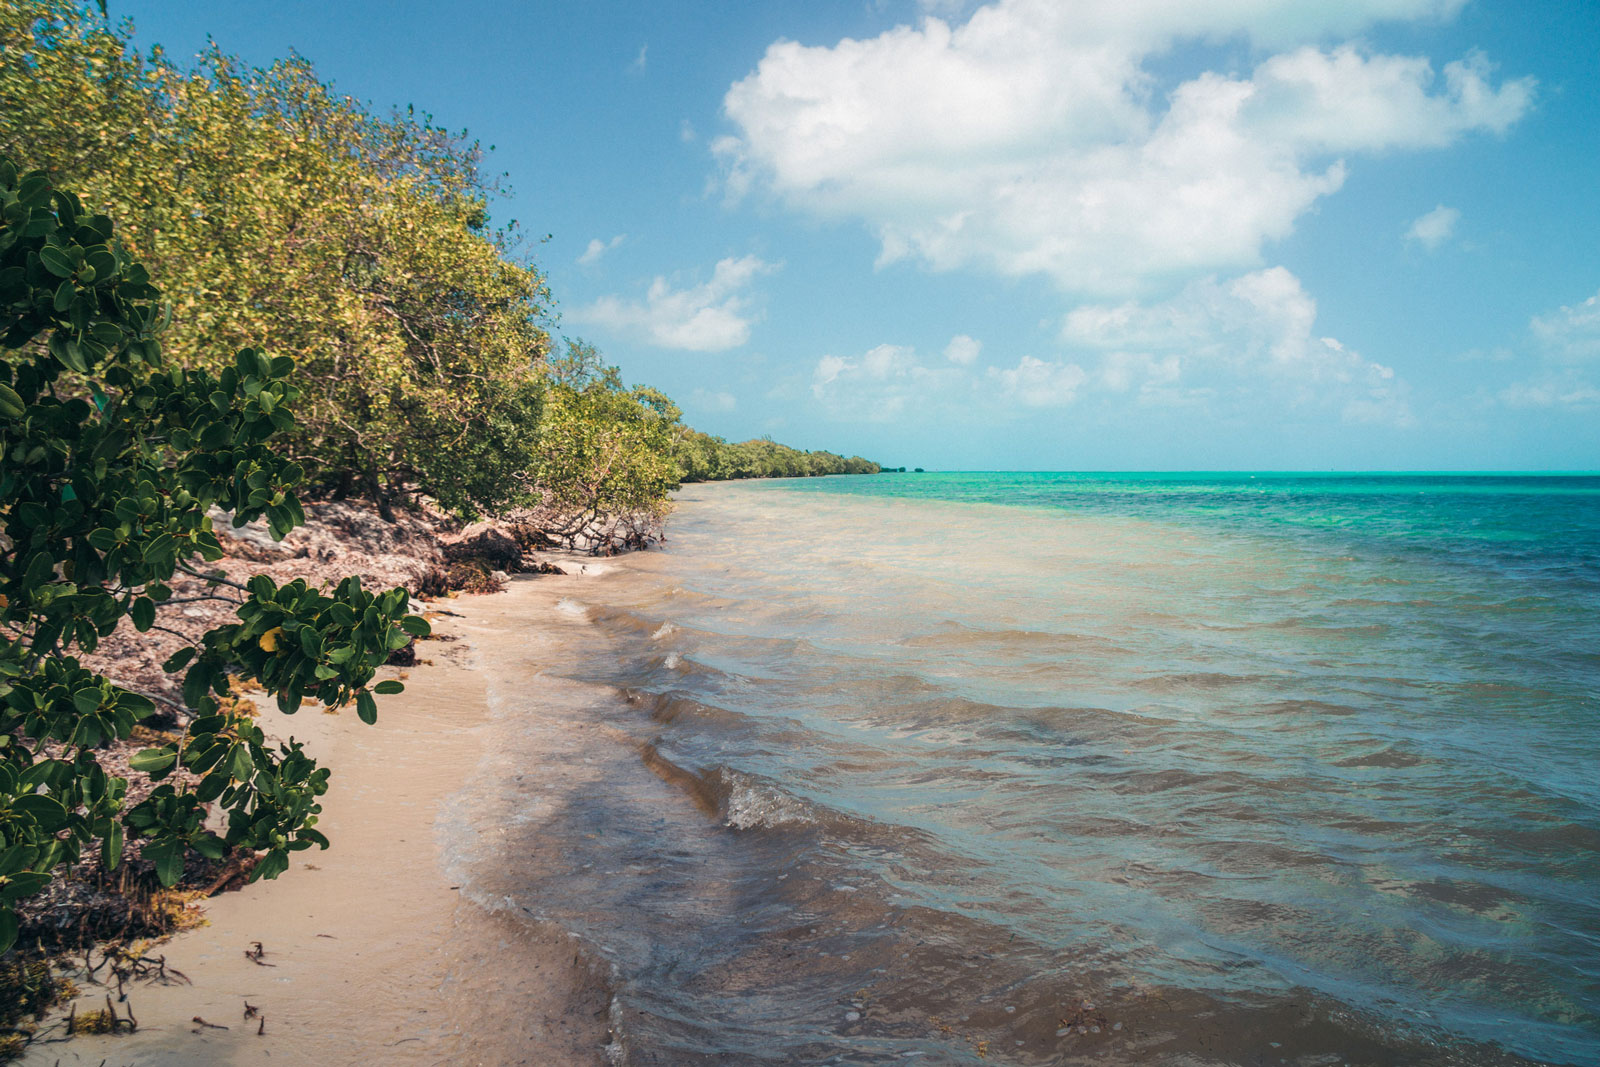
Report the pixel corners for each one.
[116,1,1598,470]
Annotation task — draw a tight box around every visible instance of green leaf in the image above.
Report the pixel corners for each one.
[129,747,178,774]
[0,908,16,955]
[130,595,156,631]
[193,834,227,860]
[118,691,156,718]
[254,848,290,882]
[400,614,432,637]
[356,690,377,725]
[162,647,197,673]
[85,246,117,280]
[195,772,228,803]
[0,845,39,878]
[145,839,184,887]
[0,382,25,419]
[373,680,404,695]
[0,871,51,903]
[38,244,74,278]
[103,820,124,869]
[12,793,68,832]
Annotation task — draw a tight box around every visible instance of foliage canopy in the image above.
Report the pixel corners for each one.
[0,0,551,519]
[0,155,425,954]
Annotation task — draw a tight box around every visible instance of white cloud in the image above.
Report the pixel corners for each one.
[1495,288,1600,410]
[988,356,1088,407]
[632,45,649,73]
[809,341,1089,420]
[943,333,982,364]
[578,233,626,267]
[1498,379,1600,409]
[690,388,738,413]
[719,1,1531,293]
[1531,289,1600,362]
[807,267,1410,425]
[810,343,951,422]
[1062,266,1411,423]
[1405,204,1460,249]
[574,255,777,352]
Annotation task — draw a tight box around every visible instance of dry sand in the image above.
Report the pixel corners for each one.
[23,565,615,1067]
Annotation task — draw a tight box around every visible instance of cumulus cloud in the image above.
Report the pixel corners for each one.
[1062,266,1411,423]
[808,267,1410,424]
[943,333,982,364]
[1496,288,1600,410]
[1498,379,1600,409]
[1531,289,1600,362]
[988,356,1088,407]
[1405,205,1460,249]
[573,256,777,352]
[811,343,956,421]
[578,233,626,266]
[810,341,1088,420]
[718,0,1531,293]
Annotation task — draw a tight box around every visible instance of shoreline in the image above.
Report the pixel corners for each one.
[23,563,615,1066]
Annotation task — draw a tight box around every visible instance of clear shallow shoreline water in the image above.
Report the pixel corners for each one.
[458,473,1600,1065]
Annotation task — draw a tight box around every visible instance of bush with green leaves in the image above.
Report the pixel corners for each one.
[533,339,683,547]
[0,156,427,954]
[1,0,552,521]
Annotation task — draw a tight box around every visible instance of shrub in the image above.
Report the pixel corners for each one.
[0,156,426,953]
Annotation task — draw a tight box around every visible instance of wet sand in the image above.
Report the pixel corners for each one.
[25,566,614,1066]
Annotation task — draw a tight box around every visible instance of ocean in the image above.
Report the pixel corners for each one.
[448,473,1600,1065]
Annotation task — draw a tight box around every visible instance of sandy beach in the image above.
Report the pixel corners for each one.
[23,565,616,1067]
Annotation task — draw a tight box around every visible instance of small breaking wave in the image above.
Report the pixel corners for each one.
[719,768,816,830]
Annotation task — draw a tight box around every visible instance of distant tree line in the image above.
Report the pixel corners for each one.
[0,0,876,539]
[672,428,880,482]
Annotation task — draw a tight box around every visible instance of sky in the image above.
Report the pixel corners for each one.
[113,0,1600,470]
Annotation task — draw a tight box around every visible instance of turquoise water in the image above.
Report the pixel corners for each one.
[483,473,1600,1064]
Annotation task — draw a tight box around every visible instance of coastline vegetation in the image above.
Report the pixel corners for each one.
[672,427,881,482]
[0,0,878,538]
[0,154,431,955]
[0,1,875,1045]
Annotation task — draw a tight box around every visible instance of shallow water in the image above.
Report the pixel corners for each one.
[454,473,1600,1065]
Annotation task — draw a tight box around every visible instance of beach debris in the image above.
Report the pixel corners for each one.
[1058,998,1111,1037]
[67,994,138,1035]
[102,945,191,996]
[243,1001,259,1020]
[192,1015,229,1031]
[258,1014,267,1036]
[244,941,275,966]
